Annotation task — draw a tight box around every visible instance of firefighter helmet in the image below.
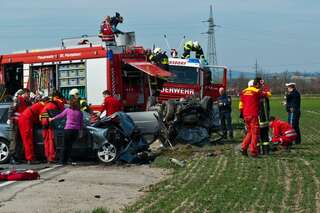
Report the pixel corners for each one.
[248,80,255,87]
[153,47,162,54]
[69,88,80,96]
[193,41,200,48]
[14,89,24,98]
[184,40,193,50]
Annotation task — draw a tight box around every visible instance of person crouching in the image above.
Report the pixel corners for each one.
[269,116,296,149]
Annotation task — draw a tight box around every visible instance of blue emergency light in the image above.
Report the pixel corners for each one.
[187,58,200,64]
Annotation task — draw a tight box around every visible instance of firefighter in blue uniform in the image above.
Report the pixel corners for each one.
[217,87,233,139]
[284,82,301,144]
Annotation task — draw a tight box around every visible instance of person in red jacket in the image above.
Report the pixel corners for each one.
[269,116,296,148]
[40,91,65,163]
[18,97,47,164]
[100,90,123,116]
[239,79,271,157]
[9,88,31,164]
[16,88,31,113]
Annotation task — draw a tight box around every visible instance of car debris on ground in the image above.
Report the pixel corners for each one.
[156,96,223,147]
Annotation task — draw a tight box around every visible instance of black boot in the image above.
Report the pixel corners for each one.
[10,156,20,165]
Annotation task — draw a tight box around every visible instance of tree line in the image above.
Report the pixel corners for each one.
[228,71,320,95]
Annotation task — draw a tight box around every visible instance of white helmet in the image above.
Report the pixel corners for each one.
[248,80,255,87]
[14,89,24,98]
[69,88,80,96]
[153,47,162,54]
[193,41,200,48]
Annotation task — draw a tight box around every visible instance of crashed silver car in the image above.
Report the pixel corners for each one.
[156,96,222,147]
[0,103,158,164]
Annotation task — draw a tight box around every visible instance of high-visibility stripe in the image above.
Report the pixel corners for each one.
[267,91,272,97]
[239,101,244,109]
[259,122,269,128]
[284,130,295,134]
[286,133,297,137]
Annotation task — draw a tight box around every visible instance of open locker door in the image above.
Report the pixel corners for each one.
[122,59,173,78]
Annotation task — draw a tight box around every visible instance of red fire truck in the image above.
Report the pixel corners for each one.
[0,34,172,111]
[0,32,227,112]
[159,57,227,102]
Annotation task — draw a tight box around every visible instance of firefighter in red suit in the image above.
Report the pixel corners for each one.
[40,92,64,163]
[269,116,296,148]
[16,89,31,114]
[18,98,47,163]
[9,89,31,164]
[100,90,123,116]
[239,80,271,157]
[99,16,115,41]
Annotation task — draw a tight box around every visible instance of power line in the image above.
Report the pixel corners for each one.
[203,5,218,65]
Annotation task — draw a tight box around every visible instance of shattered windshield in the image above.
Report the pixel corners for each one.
[168,65,198,84]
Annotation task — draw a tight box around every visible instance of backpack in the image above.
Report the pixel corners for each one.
[0,170,40,181]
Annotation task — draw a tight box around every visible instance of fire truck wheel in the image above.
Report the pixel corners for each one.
[161,100,175,122]
[97,141,119,164]
[0,139,10,164]
[201,96,213,112]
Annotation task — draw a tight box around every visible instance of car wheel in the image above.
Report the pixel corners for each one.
[161,100,175,122]
[0,139,10,164]
[97,141,118,164]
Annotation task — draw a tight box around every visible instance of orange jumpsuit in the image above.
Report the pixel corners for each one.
[239,86,270,156]
[40,98,64,161]
[18,102,45,161]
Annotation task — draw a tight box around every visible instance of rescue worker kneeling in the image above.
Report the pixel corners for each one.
[269,116,296,149]
[40,91,65,163]
[18,96,48,164]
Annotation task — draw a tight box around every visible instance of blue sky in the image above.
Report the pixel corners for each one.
[1,0,319,72]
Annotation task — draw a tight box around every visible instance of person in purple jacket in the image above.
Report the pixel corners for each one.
[49,98,83,165]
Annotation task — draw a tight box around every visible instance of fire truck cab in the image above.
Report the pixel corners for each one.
[159,57,227,102]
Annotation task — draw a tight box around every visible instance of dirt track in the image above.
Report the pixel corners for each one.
[0,164,167,213]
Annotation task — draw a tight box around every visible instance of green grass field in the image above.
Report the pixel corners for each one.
[122,96,320,213]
